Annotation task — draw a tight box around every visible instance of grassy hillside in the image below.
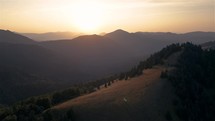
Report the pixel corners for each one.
[54,66,178,121]
[53,43,215,121]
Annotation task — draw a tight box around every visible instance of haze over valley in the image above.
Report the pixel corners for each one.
[0,0,215,121]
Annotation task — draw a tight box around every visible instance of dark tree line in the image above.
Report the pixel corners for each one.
[168,43,215,121]
[0,74,121,121]
[0,96,75,121]
[118,43,182,80]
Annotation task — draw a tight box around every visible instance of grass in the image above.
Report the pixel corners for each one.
[53,66,179,121]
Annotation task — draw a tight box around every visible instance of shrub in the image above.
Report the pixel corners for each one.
[165,111,172,121]
[2,115,17,121]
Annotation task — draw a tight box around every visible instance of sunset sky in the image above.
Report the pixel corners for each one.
[0,0,214,34]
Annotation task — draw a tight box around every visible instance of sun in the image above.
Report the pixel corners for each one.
[71,1,104,33]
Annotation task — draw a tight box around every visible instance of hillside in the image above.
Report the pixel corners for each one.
[53,66,178,121]
[0,43,214,121]
[51,43,215,121]
[52,44,183,121]
[0,42,81,104]
[0,30,36,44]
[0,42,85,104]
[42,34,145,80]
[42,30,215,81]
[0,30,91,104]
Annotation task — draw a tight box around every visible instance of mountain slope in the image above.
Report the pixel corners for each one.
[0,30,36,44]
[42,34,144,80]
[0,42,86,104]
[54,66,177,121]
[1,43,214,121]
[52,42,215,121]
[105,30,215,53]
[52,44,185,121]
[41,30,215,86]
[104,29,159,55]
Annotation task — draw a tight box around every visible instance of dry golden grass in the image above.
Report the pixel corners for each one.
[53,66,179,121]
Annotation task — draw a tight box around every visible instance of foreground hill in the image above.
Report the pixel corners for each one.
[52,45,183,121]
[54,66,177,121]
[53,43,215,121]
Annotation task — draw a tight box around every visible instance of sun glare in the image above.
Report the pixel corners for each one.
[71,1,105,33]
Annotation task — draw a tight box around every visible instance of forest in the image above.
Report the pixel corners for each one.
[167,43,215,121]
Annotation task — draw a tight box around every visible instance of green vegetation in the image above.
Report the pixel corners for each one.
[118,43,181,80]
[0,74,120,121]
[51,88,80,105]
[168,43,215,121]
[165,111,172,121]
[160,70,168,79]
[0,96,75,121]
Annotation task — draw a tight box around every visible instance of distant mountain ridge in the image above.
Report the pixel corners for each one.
[21,32,83,41]
[105,29,215,45]
[20,29,215,44]
[42,30,215,83]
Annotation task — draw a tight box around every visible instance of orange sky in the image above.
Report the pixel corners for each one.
[0,0,214,34]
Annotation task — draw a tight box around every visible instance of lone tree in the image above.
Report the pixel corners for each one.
[108,81,111,86]
[160,70,168,79]
[97,85,100,90]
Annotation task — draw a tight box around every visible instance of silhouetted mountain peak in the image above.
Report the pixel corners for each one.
[104,29,131,39]
[0,29,36,44]
[113,29,129,34]
[111,29,129,34]
[74,34,104,41]
[0,29,10,32]
[21,31,83,41]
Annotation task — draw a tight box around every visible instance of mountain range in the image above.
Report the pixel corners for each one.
[0,29,215,104]
[21,32,83,41]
